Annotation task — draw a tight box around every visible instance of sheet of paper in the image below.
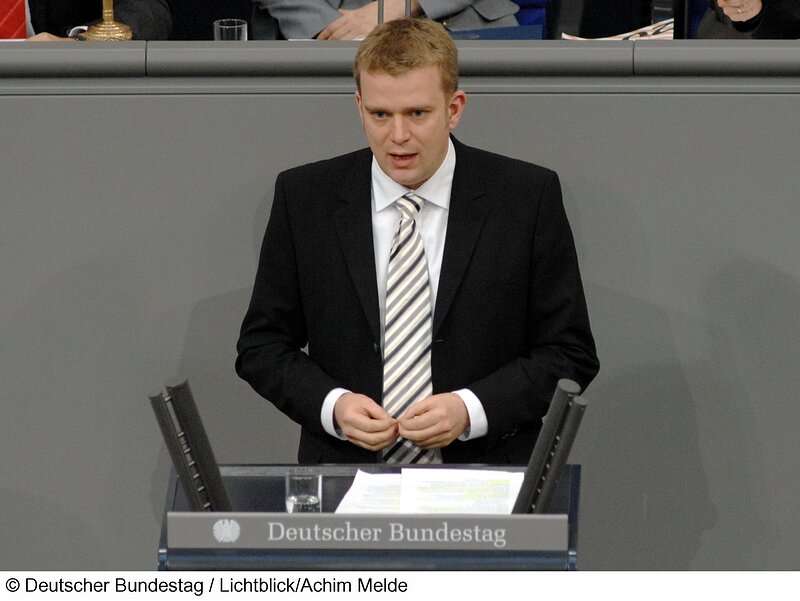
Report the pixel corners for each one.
[561,18,673,40]
[335,470,401,514]
[335,468,524,514]
[399,468,524,514]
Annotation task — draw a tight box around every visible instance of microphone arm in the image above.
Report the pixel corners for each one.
[149,379,232,512]
[512,379,588,514]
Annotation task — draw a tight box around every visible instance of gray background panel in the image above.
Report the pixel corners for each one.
[1,43,799,570]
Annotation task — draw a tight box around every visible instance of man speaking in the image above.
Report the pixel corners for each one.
[236,18,599,465]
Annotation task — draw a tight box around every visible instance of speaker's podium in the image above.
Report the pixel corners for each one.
[157,463,582,571]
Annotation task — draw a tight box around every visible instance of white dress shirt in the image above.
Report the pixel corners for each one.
[321,140,489,443]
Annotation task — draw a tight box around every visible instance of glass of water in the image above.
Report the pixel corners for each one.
[285,469,321,513]
[213,18,248,41]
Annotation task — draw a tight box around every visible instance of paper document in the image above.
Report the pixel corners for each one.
[335,471,401,514]
[561,18,673,40]
[335,469,524,515]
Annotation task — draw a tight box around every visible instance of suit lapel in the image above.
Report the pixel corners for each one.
[433,141,491,337]
[333,151,382,344]
[330,143,490,342]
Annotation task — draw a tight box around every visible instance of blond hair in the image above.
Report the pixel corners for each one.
[353,18,459,96]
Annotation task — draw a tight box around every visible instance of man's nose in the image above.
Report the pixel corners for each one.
[389,116,411,144]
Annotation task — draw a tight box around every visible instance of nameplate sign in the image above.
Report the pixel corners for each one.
[168,513,568,552]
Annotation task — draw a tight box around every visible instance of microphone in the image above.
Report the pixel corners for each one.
[512,379,588,514]
[149,379,232,512]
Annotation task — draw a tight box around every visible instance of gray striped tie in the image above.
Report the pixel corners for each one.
[382,192,439,464]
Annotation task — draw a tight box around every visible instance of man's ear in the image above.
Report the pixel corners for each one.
[447,89,467,130]
[355,89,364,124]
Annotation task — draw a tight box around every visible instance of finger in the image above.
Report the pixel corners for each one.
[352,416,396,433]
[346,426,398,451]
[359,403,393,422]
[398,410,438,432]
[398,397,435,419]
[329,22,359,41]
[398,420,442,442]
[318,17,344,40]
[403,430,453,449]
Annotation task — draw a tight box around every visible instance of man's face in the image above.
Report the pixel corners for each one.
[355,65,466,189]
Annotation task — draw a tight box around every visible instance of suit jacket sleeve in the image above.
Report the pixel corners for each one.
[252,0,342,39]
[704,0,800,38]
[236,171,344,439]
[462,170,598,450]
[252,0,519,38]
[749,0,800,38]
[419,0,519,26]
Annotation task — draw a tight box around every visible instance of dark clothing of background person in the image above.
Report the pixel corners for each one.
[29,0,172,39]
[698,0,800,38]
[579,0,651,37]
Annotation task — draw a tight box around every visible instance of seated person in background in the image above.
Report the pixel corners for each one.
[251,0,519,40]
[578,0,651,38]
[698,0,800,38]
[1,0,173,41]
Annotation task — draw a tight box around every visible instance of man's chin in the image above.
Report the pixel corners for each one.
[395,176,424,190]
[384,168,422,189]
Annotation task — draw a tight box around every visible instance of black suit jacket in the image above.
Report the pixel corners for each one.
[237,139,599,465]
[701,0,800,38]
[29,0,172,39]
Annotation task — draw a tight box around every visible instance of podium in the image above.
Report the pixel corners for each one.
[158,464,581,570]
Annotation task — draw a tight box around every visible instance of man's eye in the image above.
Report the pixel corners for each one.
[412,110,425,118]
[373,112,386,119]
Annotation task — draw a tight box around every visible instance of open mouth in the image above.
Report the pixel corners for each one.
[389,153,417,166]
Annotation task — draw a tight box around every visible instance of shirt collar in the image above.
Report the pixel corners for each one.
[372,138,455,212]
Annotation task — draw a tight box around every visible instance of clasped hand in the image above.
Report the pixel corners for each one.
[334,392,469,452]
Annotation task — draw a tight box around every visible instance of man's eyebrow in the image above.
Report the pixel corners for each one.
[362,104,388,113]
[362,104,435,113]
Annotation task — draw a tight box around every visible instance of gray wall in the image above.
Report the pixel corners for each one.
[2,40,799,570]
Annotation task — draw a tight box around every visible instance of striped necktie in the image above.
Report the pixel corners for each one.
[382,192,439,464]
[0,0,27,39]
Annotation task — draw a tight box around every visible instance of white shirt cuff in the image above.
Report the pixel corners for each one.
[321,387,350,440]
[454,388,488,441]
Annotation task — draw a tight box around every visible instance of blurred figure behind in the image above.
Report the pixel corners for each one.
[3,0,173,40]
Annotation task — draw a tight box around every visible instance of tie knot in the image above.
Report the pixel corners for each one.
[396,193,424,220]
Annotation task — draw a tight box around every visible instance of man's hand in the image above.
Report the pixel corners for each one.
[334,392,398,451]
[26,33,75,42]
[717,0,762,22]
[397,393,470,449]
[317,0,420,40]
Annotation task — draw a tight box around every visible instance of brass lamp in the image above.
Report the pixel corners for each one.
[82,0,133,41]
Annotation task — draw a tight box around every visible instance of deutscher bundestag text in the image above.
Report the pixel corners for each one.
[25,578,204,596]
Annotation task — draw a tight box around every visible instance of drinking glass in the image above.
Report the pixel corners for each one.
[213,19,248,41]
[285,470,322,513]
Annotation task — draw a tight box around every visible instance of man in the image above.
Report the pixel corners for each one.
[699,0,800,38]
[251,0,519,40]
[0,0,172,40]
[236,18,598,465]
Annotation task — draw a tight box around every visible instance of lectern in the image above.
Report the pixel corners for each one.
[157,464,581,570]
